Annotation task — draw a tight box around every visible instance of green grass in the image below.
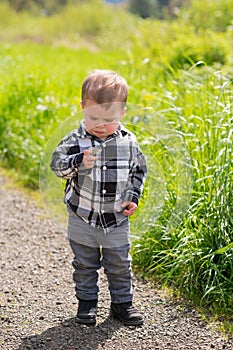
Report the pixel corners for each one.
[0,42,127,187]
[131,67,233,320]
[0,0,233,332]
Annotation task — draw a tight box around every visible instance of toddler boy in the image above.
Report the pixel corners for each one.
[50,69,147,326]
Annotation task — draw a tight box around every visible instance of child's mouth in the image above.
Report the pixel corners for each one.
[94,130,105,135]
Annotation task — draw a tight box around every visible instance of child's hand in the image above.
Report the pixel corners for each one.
[121,201,138,217]
[83,149,98,169]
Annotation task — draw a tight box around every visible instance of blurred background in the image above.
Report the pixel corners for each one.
[0,0,232,331]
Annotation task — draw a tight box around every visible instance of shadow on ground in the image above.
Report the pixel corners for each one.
[17,316,124,350]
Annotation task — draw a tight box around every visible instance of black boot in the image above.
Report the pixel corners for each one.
[76,299,98,325]
[111,301,144,326]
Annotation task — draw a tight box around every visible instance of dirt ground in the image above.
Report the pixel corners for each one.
[0,173,232,350]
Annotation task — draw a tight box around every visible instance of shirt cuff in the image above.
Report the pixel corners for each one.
[122,190,139,206]
[72,153,84,167]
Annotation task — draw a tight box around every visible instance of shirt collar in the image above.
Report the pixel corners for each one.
[78,120,128,141]
[78,120,87,139]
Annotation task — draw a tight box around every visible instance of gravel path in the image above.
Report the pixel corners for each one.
[0,173,232,350]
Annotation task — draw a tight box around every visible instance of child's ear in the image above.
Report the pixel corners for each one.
[80,100,84,110]
[120,106,126,119]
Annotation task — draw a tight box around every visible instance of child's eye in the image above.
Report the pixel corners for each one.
[105,119,114,123]
[89,115,97,121]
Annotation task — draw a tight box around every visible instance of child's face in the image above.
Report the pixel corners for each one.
[81,99,125,140]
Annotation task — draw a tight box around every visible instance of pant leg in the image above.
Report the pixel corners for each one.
[69,239,101,300]
[102,244,133,304]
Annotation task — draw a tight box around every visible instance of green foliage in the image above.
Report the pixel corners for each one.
[0,1,137,48]
[0,43,123,187]
[128,0,186,19]
[132,67,233,314]
[5,0,68,14]
[179,0,233,32]
[128,0,159,19]
[125,19,230,71]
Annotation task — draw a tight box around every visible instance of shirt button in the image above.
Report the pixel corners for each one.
[102,144,106,148]
[101,210,105,213]
[102,189,106,194]
[103,166,107,170]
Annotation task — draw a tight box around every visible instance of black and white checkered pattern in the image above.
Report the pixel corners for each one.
[50,121,147,233]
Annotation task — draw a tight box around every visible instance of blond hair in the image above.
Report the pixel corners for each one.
[81,70,128,108]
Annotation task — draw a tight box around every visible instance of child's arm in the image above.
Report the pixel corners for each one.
[121,145,147,214]
[50,132,97,178]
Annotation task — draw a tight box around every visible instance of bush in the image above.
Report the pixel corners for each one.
[179,0,233,32]
[168,32,228,69]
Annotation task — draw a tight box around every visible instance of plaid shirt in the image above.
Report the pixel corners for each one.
[50,121,147,233]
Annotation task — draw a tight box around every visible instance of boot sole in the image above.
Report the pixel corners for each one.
[111,310,144,326]
[76,317,96,325]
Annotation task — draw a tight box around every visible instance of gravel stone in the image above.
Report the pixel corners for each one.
[0,174,232,350]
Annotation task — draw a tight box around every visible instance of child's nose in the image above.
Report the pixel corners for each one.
[96,122,106,128]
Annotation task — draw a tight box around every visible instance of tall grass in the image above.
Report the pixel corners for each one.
[131,66,233,314]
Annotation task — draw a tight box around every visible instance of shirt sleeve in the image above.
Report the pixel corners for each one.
[123,143,147,205]
[50,131,84,179]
